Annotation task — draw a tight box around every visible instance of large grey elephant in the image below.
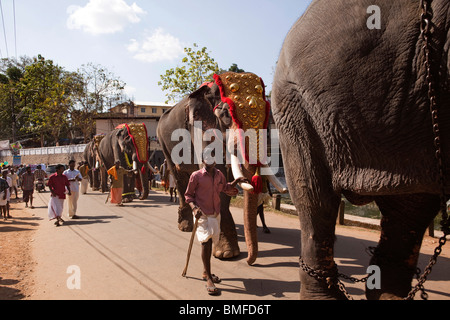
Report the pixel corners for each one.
[272,0,450,300]
[98,123,151,201]
[157,72,287,264]
[83,135,104,191]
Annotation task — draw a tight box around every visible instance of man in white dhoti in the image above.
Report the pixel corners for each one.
[184,152,246,295]
[48,164,71,227]
[64,160,82,219]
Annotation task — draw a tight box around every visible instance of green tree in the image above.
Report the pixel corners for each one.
[158,43,219,103]
[20,55,79,146]
[219,63,245,74]
[0,59,27,143]
[70,62,126,142]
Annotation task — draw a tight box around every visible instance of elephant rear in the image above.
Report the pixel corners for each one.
[272,0,450,196]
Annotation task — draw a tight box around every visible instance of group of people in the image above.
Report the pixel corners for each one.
[0,165,39,220]
[5,155,274,296]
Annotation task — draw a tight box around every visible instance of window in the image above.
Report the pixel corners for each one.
[152,108,157,114]
[141,108,146,113]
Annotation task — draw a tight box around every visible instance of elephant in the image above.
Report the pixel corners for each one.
[83,135,104,192]
[272,0,450,299]
[157,71,287,264]
[98,123,151,201]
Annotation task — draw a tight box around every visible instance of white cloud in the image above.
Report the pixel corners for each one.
[67,0,146,35]
[127,28,185,63]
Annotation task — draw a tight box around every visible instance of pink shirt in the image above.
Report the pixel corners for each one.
[185,167,237,216]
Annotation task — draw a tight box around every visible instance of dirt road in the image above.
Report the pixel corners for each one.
[1,189,450,300]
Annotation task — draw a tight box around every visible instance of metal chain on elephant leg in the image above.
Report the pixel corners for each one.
[299,258,370,300]
[405,0,450,301]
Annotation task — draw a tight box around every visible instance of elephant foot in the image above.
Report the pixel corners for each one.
[178,205,193,232]
[122,195,135,203]
[214,245,240,260]
[299,285,348,300]
[178,219,193,232]
[213,231,240,260]
[299,260,348,300]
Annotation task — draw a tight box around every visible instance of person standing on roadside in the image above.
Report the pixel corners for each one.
[21,166,35,209]
[64,160,82,219]
[107,160,132,206]
[48,164,71,227]
[2,170,11,219]
[79,161,90,194]
[0,170,10,220]
[8,168,18,199]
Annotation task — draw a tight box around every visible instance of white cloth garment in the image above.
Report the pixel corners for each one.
[80,177,89,194]
[67,191,79,218]
[48,196,65,220]
[195,214,221,244]
[63,169,82,193]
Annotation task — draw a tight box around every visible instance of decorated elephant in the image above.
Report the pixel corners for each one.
[83,134,105,191]
[98,123,151,201]
[272,0,450,299]
[157,71,287,264]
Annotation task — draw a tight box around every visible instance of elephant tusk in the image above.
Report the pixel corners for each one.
[262,165,288,194]
[133,160,138,171]
[231,153,254,192]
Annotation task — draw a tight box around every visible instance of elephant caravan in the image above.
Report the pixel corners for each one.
[84,123,152,202]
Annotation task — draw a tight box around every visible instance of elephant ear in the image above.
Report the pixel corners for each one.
[186,84,218,130]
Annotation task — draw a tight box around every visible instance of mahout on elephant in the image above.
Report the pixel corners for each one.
[272,0,450,299]
[98,123,151,202]
[157,72,287,264]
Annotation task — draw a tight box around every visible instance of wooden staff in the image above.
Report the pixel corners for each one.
[181,218,199,277]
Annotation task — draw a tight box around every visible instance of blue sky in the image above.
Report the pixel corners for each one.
[0,0,312,103]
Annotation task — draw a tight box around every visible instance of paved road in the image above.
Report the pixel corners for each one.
[28,189,450,300]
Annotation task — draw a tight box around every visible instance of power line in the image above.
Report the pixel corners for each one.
[13,0,16,58]
[0,0,9,58]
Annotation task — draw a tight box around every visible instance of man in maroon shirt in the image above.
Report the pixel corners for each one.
[185,153,247,295]
[47,164,71,227]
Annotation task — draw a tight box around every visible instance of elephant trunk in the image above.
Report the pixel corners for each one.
[243,188,259,266]
[232,157,259,265]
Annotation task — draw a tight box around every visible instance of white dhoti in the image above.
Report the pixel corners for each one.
[48,197,65,220]
[195,214,221,244]
[80,177,89,194]
[67,191,79,218]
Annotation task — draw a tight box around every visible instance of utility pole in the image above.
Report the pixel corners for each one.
[10,88,16,145]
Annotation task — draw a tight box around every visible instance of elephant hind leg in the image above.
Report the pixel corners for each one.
[277,114,345,299]
[175,170,193,232]
[297,187,346,300]
[367,194,440,300]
